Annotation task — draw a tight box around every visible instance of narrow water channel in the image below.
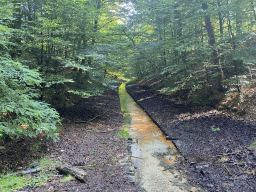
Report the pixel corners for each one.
[119,83,194,192]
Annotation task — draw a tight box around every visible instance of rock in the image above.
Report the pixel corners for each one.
[190,187,197,192]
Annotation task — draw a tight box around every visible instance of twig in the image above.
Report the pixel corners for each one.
[131,156,143,159]
[74,115,101,124]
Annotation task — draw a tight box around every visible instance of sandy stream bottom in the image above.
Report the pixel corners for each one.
[119,83,196,192]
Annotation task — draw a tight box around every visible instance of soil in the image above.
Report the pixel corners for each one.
[2,79,256,191]
[0,88,143,191]
[126,81,256,192]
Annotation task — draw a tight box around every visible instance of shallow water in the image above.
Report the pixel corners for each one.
[119,83,194,192]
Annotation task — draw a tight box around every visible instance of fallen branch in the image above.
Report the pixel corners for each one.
[56,164,87,182]
[3,168,41,178]
[75,115,101,124]
[131,156,143,159]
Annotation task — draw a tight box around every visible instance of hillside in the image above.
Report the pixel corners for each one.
[126,78,256,191]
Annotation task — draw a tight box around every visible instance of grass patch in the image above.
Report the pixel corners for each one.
[116,130,130,139]
[0,157,61,192]
[116,125,130,139]
[119,84,129,113]
[249,139,256,149]
[60,174,75,183]
[91,149,98,156]
[237,160,246,164]
[0,175,28,192]
[123,113,131,125]
[211,125,220,132]
[118,83,131,139]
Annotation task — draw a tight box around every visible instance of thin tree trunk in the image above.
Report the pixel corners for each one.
[41,32,44,66]
[252,0,256,22]
[202,2,223,92]
[88,0,102,66]
[217,1,223,35]
[202,2,218,64]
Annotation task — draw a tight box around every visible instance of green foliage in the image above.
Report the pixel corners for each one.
[0,157,60,191]
[116,128,130,139]
[2,0,255,141]
[60,174,75,183]
[211,125,220,132]
[0,55,60,141]
[0,174,27,192]
[249,139,256,149]
[0,0,129,140]
[118,83,131,139]
[125,0,256,102]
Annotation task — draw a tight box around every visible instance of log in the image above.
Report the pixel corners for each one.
[56,164,87,182]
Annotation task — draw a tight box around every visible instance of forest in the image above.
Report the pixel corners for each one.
[1,0,256,141]
[1,0,256,190]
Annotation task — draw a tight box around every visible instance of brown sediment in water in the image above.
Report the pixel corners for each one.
[126,81,256,191]
[119,83,195,192]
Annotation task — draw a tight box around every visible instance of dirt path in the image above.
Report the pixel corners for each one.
[1,89,143,191]
[126,83,256,191]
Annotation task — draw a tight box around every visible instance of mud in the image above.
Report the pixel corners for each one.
[126,82,256,192]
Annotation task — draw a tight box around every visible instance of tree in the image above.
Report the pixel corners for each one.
[125,0,256,104]
[0,0,127,140]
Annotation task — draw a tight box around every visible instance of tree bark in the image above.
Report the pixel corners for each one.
[217,1,223,35]
[252,0,256,22]
[88,0,102,66]
[202,2,223,92]
[202,2,218,64]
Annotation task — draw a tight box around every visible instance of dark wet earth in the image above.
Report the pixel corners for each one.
[126,83,256,192]
[0,89,143,191]
[1,82,256,191]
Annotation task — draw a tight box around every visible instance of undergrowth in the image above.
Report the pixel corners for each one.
[0,157,60,192]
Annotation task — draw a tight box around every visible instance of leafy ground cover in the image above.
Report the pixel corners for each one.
[0,88,142,191]
[126,80,256,191]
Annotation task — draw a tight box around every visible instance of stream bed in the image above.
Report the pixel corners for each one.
[119,83,195,192]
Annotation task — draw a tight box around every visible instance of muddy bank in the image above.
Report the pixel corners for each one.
[126,83,256,191]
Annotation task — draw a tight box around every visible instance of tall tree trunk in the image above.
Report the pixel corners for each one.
[217,1,223,36]
[202,3,216,47]
[228,14,241,92]
[202,2,223,92]
[88,0,102,66]
[251,0,256,22]
[41,31,44,66]
[10,1,22,58]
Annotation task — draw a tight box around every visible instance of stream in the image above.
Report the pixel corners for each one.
[119,83,195,192]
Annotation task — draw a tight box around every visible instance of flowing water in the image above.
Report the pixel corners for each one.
[119,83,195,192]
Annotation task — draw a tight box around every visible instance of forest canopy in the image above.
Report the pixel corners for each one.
[0,0,127,140]
[1,0,256,140]
[124,0,256,105]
